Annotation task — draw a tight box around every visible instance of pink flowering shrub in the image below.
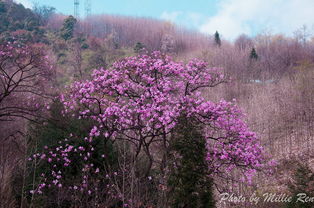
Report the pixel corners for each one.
[28,130,126,206]
[62,51,264,180]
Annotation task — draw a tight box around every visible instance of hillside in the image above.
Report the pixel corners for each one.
[0,1,313,208]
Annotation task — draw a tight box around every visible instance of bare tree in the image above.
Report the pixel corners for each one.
[235,34,253,51]
[0,42,53,122]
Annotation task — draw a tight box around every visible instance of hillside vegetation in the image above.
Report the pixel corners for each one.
[0,1,313,208]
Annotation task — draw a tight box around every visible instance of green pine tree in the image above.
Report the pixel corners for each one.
[168,116,216,208]
[249,47,258,60]
[60,15,77,41]
[214,31,221,47]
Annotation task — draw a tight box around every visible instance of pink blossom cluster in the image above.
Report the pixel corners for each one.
[30,135,147,207]
[191,99,264,180]
[28,136,114,197]
[61,52,264,181]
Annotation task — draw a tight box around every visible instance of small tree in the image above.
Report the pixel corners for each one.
[60,15,77,41]
[168,116,216,208]
[134,42,145,53]
[249,47,258,60]
[235,34,253,51]
[214,31,221,47]
[33,4,56,25]
[161,34,175,53]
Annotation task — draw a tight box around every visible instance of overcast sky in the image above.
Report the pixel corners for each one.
[15,0,314,40]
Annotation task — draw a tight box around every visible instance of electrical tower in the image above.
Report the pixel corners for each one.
[74,0,80,18]
[74,0,91,18]
[85,0,91,17]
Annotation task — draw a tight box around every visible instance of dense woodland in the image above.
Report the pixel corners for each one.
[0,1,313,208]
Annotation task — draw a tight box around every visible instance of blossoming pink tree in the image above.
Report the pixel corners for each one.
[31,51,266,207]
[62,51,264,179]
